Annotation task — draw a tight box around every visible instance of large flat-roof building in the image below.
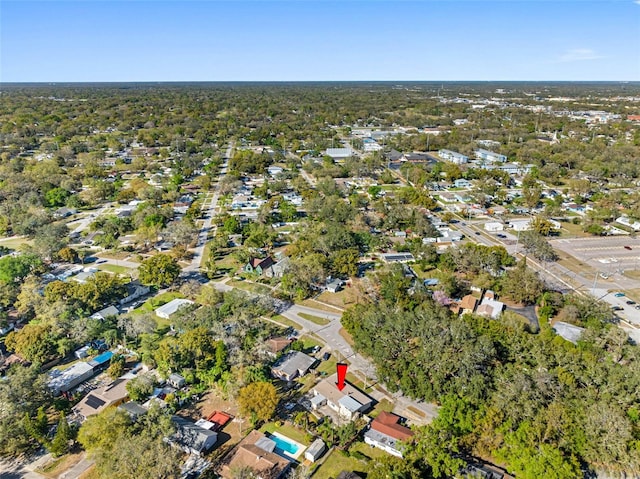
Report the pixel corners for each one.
[49,362,95,395]
[438,149,468,164]
[475,148,507,163]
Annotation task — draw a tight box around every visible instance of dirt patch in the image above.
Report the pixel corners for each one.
[196,390,245,461]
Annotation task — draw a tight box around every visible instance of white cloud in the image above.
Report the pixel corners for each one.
[557,48,603,63]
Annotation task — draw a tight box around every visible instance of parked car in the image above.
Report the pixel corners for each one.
[614,292,626,297]
[626,300,636,305]
[322,352,331,361]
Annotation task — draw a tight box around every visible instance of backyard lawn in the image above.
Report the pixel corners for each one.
[260,421,310,445]
[312,449,368,479]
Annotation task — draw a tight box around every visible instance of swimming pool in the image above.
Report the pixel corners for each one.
[270,433,299,454]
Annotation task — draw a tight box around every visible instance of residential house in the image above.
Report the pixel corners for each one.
[266,337,292,356]
[169,416,218,455]
[118,401,148,420]
[326,279,344,293]
[267,166,284,177]
[217,430,291,479]
[245,257,275,276]
[155,299,195,319]
[119,281,150,306]
[437,229,463,242]
[379,253,415,263]
[476,296,505,319]
[454,179,473,188]
[73,378,130,421]
[311,373,374,421]
[304,438,326,463]
[167,373,186,389]
[54,207,77,218]
[91,305,120,321]
[265,257,290,278]
[49,362,95,395]
[616,216,640,231]
[364,411,414,458]
[271,351,316,382]
[458,295,478,315]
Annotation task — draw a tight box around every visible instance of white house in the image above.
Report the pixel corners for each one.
[454,179,473,188]
[155,299,195,319]
[311,374,374,421]
[364,412,414,458]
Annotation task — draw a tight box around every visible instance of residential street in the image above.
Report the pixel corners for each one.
[184,142,233,273]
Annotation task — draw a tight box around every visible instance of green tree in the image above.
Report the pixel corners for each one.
[237,381,278,424]
[0,365,51,457]
[500,260,544,305]
[330,248,360,277]
[0,253,43,283]
[138,253,181,287]
[50,413,74,457]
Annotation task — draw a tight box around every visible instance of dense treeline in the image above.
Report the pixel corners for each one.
[343,275,640,478]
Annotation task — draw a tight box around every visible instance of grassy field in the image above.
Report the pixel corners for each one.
[370,398,395,418]
[134,291,184,313]
[312,449,369,479]
[269,314,303,331]
[97,263,132,275]
[315,286,362,309]
[228,279,273,295]
[557,221,591,238]
[0,236,32,250]
[556,253,598,278]
[298,312,330,326]
[299,298,344,313]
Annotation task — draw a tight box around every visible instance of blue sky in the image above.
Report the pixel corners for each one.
[1,1,639,82]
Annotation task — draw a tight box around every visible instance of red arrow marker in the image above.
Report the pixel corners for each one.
[336,363,348,391]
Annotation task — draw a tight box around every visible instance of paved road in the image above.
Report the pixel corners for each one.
[68,204,110,235]
[58,456,94,479]
[184,143,233,273]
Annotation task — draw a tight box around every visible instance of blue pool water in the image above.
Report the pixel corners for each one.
[270,434,299,454]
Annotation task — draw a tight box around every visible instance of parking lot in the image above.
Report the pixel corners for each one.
[551,236,640,274]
